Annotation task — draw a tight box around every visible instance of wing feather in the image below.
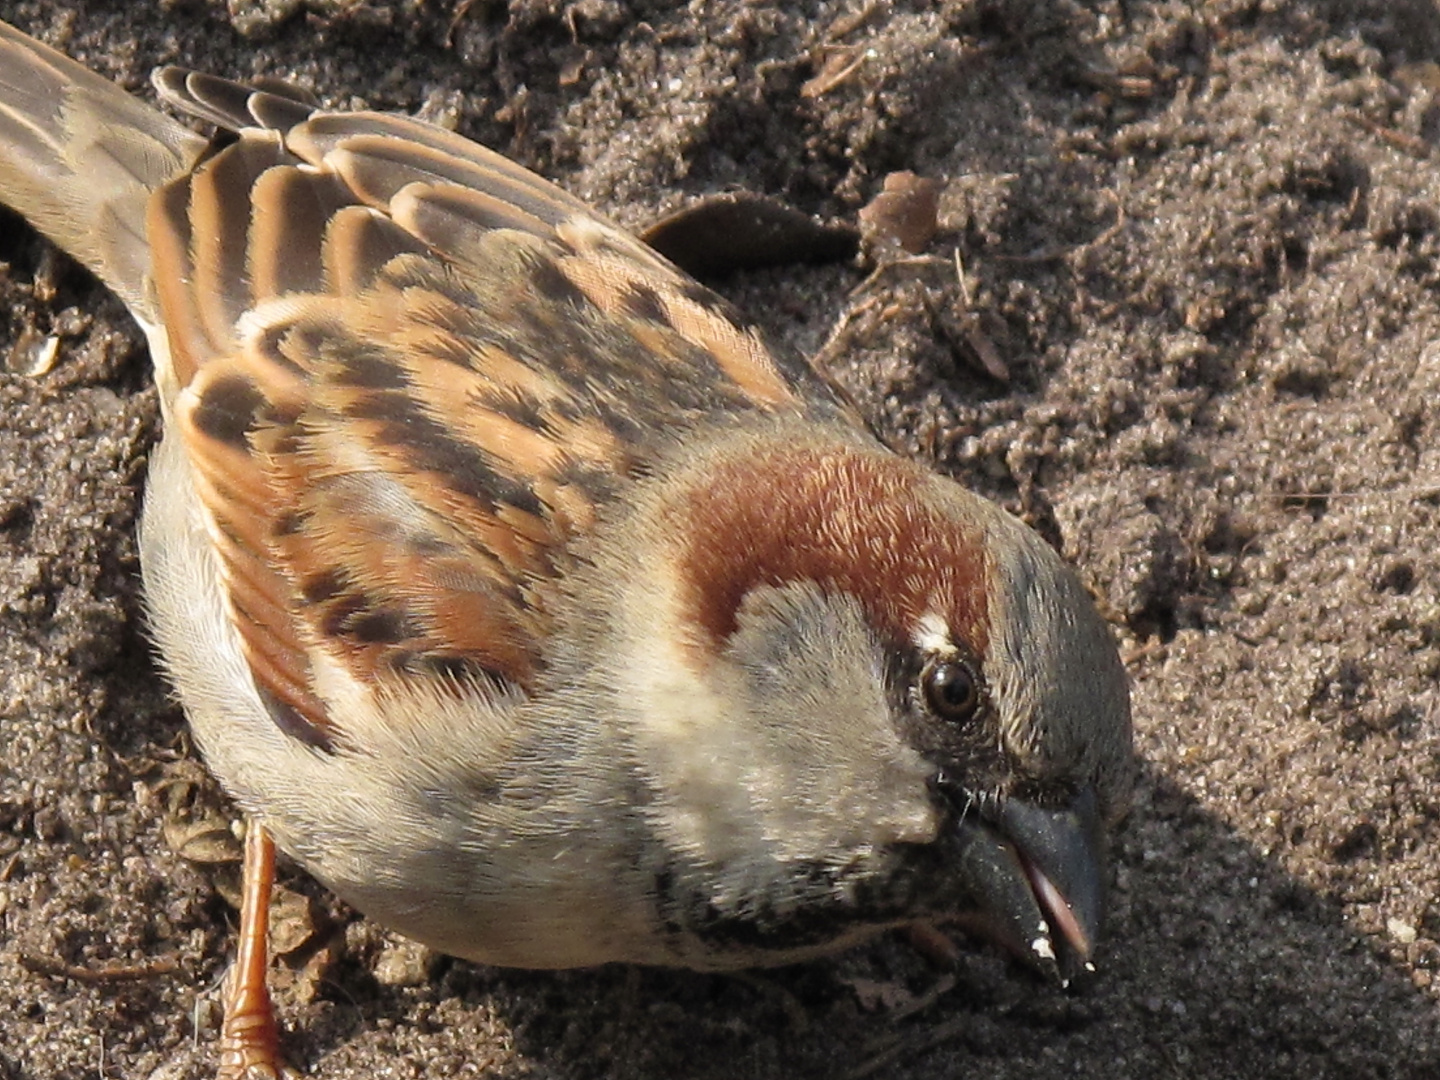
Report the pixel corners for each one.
[141,70,853,747]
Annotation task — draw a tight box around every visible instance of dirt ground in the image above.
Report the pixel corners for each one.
[3,0,1440,1077]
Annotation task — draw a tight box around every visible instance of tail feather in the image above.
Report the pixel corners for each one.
[0,20,207,323]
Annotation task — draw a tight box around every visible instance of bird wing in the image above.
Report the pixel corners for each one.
[0,33,857,747]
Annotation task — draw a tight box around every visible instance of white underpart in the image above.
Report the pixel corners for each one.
[138,431,667,968]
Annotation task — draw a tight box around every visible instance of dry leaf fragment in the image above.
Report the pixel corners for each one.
[267,885,321,956]
[641,191,859,278]
[163,814,241,865]
[842,975,919,1013]
[803,46,869,98]
[858,172,942,255]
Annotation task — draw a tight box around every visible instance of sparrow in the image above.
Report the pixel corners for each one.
[0,18,1133,1079]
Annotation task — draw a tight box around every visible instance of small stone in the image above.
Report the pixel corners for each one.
[1387,918,1417,945]
[374,937,437,987]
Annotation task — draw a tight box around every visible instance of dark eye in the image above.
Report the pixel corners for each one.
[922,658,981,723]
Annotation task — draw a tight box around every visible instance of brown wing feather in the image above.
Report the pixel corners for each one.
[146,74,854,746]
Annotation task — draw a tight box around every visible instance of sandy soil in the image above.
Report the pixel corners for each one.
[3,0,1440,1077]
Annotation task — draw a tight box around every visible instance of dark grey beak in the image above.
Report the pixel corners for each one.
[947,785,1106,984]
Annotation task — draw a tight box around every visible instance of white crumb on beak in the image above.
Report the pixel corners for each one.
[912,612,956,655]
[1031,936,1056,962]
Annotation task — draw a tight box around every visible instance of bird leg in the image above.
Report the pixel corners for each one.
[217,822,293,1080]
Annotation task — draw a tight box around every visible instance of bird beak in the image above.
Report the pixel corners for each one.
[945,785,1106,985]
